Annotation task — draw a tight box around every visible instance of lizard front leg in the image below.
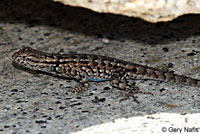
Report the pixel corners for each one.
[73,75,90,93]
[65,68,90,93]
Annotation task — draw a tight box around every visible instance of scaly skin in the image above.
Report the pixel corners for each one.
[12,47,200,98]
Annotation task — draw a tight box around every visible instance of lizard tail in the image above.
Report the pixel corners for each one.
[129,65,200,87]
[145,68,200,87]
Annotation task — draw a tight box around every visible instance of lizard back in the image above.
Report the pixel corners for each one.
[12,47,200,87]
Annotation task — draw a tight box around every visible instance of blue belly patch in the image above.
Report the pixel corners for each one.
[86,77,107,82]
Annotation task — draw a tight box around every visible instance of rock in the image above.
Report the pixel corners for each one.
[54,0,200,23]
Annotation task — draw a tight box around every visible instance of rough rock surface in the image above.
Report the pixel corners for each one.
[54,0,200,23]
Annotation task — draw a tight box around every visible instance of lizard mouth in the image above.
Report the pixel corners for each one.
[12,51,20,62]
[12,51,20,61]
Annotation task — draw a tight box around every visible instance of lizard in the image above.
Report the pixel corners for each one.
[12,47,200,100]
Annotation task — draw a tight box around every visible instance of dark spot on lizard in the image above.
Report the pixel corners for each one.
[101,61,106,67]
[70,55,78,59]
[107,62,112,68]
[79,61,89,64]
[92,55,99,61]
[92,61,98,67]
[112,64,118,69]
[79,55,88,60]
[69,61,77,64]
[132,67,137,73]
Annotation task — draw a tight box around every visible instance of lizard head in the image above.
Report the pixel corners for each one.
[12,46,47,70]
[12,46,40,66]
[12,47,36,65]
[12,47,58,72]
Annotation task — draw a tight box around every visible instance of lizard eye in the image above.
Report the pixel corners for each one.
[15,58,20,63]
[20,47,33,55]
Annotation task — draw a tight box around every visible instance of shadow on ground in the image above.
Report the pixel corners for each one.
[1,0,200,45]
